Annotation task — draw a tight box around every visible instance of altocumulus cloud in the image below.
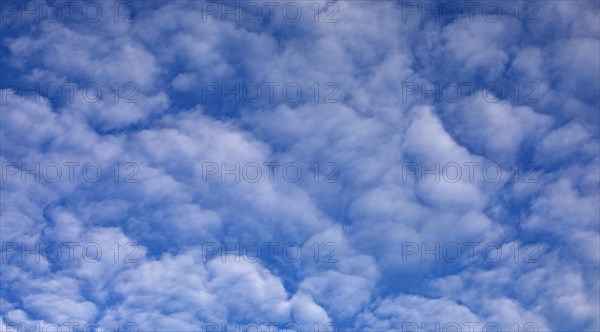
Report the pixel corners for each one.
[0,0,599,331]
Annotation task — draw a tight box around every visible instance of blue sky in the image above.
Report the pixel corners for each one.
[0,1,599,331]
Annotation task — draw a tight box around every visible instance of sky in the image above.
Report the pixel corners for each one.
[0,0,599,331]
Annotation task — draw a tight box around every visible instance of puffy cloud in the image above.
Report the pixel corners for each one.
[356,294,482,330]
[442,95,553,165]
[103,251,295,329]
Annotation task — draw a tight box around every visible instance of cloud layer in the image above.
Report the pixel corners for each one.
[1,0,599,331]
